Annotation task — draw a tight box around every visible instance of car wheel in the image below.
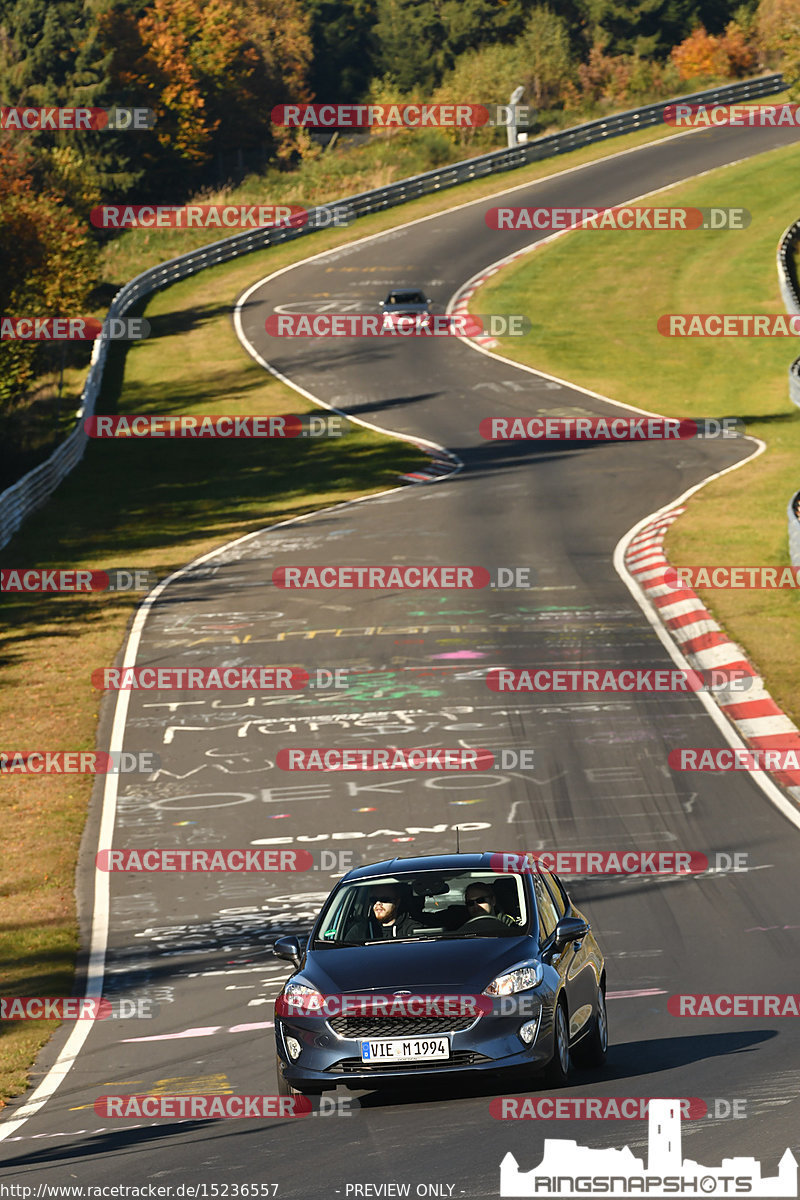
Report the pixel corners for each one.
[544,998,571,1088]
[573,981,608,1069]
[276,1064,323,1098]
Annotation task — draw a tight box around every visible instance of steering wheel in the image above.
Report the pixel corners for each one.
[459,915,510,933]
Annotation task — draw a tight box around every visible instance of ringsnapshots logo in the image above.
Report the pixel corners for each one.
[485,207,749,231]
[498,1098,797,1197]
[272,565,534,588]
[1,317,150,341]
[1,106,155,131]
[480,417,744,440]
[84,414,346,438]
[487,667,754,693]
[271,103,531,129]
[0,750,159,774]
[265,313,529,337]
[1,568,156,593]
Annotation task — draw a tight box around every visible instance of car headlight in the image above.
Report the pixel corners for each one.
[483,964,543,996]
[282,981,324,1014]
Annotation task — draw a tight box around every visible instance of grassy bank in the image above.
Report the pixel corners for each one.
[472,140,800,720]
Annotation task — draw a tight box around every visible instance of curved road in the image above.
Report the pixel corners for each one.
[2,120,800,1197]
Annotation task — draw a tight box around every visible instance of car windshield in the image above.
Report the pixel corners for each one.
[314,869,529,946]
[385,291,427,306]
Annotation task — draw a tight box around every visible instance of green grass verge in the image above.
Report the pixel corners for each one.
[473,139,800,722]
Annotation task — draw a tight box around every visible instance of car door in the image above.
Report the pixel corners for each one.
[533,871,596,1042]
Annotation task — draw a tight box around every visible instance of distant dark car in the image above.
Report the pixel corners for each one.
[273,852,607,1095]
[379,289,432,327]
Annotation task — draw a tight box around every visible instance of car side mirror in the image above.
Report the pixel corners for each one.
[273,935,302,967]
[553,916,590,947]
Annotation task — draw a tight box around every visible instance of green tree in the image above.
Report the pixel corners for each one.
[0,0,138,197]
[303,0,378,101]
[516,5,574,105]
[572,0,738,56]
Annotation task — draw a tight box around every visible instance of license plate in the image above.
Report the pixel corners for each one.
[360,1037,450,1063]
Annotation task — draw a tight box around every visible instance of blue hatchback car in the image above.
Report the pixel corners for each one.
[273,852,607,1095]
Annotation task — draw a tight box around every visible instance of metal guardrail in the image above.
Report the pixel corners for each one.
[789,493,800,567]
[778,218,800,563]
[0,71,786,551]
[777,217,800,415]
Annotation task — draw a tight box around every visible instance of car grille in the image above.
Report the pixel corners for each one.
[331,1051,491,1074]
[327,1014,479,1039]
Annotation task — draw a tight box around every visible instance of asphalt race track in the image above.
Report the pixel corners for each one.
[3,121,800,1197]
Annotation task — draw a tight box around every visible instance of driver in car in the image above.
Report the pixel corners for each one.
[463,882,522,928]
[346,884,417,941]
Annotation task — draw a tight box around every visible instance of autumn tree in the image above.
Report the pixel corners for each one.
[0,139,94,409]
[757,0,800,91]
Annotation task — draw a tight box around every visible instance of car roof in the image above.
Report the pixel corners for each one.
[341,852,539,880]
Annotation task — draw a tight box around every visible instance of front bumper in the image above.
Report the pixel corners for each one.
[275,998,556,1090]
